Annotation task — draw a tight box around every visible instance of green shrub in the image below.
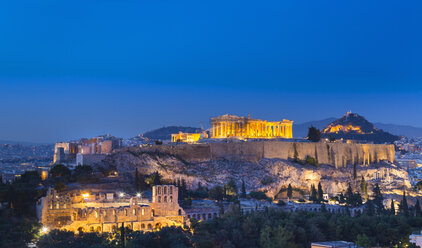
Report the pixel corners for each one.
[260,176,274,185]
[305,156,318,166]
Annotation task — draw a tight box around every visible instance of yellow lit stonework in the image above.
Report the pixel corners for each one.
[38,185,219,233]
[210,114,293,139]
[323,124,362,134]
[171,132,208,143]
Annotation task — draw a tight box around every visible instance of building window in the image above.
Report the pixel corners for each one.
[158,186,162,195]
[170,196,173,202]
[164,196,167,202]
[178,209,182,216]
[158,196,161,203]
[169,186,173,194]
[142,208,145,215]
[164,186,167,194]
[133,209,136,215]
[56,203,60,209]
[125,209,128,216]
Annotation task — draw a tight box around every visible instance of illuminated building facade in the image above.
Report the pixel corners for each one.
[53,135,123,164]
[210,114,293,139]
[171,131,208,143]
[37,185,219,233]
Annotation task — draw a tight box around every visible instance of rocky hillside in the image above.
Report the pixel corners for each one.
[102,148,412,199]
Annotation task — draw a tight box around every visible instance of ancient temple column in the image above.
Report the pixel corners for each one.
[289,125,293,138]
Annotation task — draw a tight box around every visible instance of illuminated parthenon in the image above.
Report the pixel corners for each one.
[210,114,293,139]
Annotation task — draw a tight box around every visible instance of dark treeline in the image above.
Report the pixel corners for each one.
[0,171,43,247]
[36,207,422,248]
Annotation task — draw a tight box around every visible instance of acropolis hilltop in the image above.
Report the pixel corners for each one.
[172,114,293,143]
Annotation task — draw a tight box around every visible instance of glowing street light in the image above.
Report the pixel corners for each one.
[119,192,124,197]
[41,226,49,234]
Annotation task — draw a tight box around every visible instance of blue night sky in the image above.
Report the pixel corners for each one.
[0,0,421,143]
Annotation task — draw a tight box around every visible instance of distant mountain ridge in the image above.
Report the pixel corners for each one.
[0,140,51,146]
[143,126,202,140]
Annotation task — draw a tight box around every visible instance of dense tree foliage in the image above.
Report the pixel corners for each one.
[0,171,44,247]
[35,208,422,248]
[49,164,71,181]
[307,126,321,142]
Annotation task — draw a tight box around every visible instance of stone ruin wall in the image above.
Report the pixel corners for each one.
[133,141,395,168]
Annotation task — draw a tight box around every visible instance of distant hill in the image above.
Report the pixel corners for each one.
[143,126,202,141]
[294,118,422,139]
[320,112,399,143]
[373,123,422,138]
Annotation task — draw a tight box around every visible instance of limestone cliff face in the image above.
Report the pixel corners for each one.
[125,141,395,168]
[102,148,409,199]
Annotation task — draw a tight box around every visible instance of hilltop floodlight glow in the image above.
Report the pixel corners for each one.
[136,193,141,198]
[119,193,124,197]
[42,227,49,233]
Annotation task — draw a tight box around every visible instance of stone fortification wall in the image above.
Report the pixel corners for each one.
[133,141,394,168]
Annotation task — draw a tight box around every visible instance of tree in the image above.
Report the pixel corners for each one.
[372,183,384,214]
[50,164,71,181]
[391,199,395,215]
[399,190,409,216]
[415,199,421,217]
[224,178,238,197]
[361,176,368,201]
[249,191,268,200]
[145,171,162,186]
[339,193,345,204]
[365,200,375,216]
[120,222,125,248]
[416,181,422,191]
[310,184,317,203]
[307,126,321,142]
[209,186,224,201]
[317,182,324,202]
[54,182,66,192]
[241,180,247,198]
[72,165,94,183]
[356,233,372,248]
[345,183,354,205]
[287,184,293,199]
[260,225,295,248]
